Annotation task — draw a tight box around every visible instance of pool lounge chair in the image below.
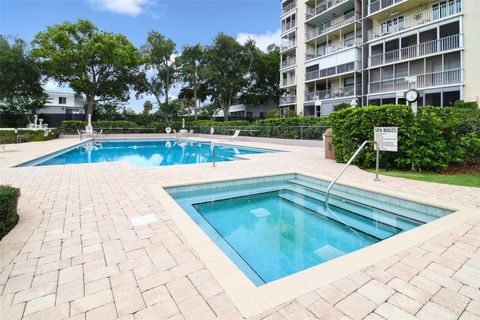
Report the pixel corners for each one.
[230,130,240,140]
[1,145,6,152]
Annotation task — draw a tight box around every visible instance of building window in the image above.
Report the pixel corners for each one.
[58,97,67,104]
[344,77,355,88]
[381,16,405,34]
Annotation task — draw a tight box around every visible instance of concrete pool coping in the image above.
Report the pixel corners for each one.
[148,170,478,318]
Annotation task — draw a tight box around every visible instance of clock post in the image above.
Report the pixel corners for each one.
[404,77,419,115]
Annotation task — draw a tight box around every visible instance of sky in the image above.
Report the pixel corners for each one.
[0,0,281,111]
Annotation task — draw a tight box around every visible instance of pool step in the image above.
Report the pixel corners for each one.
[286,184,421,231]
[278,190,398,240]
[287,178,435,224]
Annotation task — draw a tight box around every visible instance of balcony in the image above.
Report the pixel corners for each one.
[370,34,462,67]
[281,20,297,34]
[280,40,296,51]
[305,85,358,101]
[281,1,296,15]
[281,57,296,69]
[306,12,359,41]
[280,78,297,87]
[368,0,404,15]
[306,37,362,61]
[305,61,360,81]
[306,0,348,20]
[280,95,297,105]
[369,69,463,93]
[368,0,462,40]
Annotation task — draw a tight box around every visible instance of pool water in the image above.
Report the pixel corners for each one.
[19,139,273,168]
[167,174,451,285]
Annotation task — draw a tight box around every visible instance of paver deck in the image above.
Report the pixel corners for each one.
[0,135,479,320]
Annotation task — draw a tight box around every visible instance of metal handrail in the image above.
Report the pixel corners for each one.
[324,140,380,209]
[211,141,216,167]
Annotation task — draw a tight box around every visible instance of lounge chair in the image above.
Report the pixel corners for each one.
[188,129,194,136]
[229,130,240,140]
[1,145,6,152]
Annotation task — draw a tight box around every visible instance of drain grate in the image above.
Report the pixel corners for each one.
[313,245,344,260]
[250,208,271,218]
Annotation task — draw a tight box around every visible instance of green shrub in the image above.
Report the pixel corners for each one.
[329,105,480,172]
[0,129,58,144]
[453,100,478,109]
[0,185,21,240]
[333,103,350,112]
[62,120,86,134]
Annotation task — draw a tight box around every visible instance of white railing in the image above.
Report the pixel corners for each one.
[305,61,360,81]
[370,34,462,66]
[280,40,296,51]
[280,95,297,104]
[281,1,297,15]
[281,57,296,69]
[282,20,297,33]
[306,38,362,61]
[368,0,462,40]
[306,0,348,20]
[280,78,297,87]
[369,69,463,93]
[306,12,359,41]
[369,0,404,15]
[305,85,358,101]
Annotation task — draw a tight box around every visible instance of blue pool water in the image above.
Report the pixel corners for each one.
[19,139,273,168]
[167,174,452,285]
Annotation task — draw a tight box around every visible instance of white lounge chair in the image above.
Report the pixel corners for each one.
[188,129,194,136]
[230,130,240,140]
[1,145,6,152]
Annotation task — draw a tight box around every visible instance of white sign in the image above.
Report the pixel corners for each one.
[374,127,398,152]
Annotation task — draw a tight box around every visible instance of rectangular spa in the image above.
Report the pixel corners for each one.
[167,174,452,285]
[17,139,274,168]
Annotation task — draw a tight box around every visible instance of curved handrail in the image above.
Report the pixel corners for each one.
[324,140,380,209]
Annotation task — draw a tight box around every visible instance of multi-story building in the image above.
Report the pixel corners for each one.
[280,0,480,116]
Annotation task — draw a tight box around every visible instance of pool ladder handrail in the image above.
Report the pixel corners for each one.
[324,140,380,209]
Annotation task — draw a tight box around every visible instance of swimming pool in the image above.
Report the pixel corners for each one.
[18,139,274,168]
[167,174,452,285]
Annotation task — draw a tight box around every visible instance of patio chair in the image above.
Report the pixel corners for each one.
[229,130,240,140]
[1,145,6,152]
[188,129,194,136]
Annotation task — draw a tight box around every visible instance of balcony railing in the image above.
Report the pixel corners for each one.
[306,61,360,81]
[306,12,359,41]
[306,38,362,61]
[369,0,404,15]
[368,0,462,40]
[281,40,296,51]
[281,1,297,15]
[280,78,297,87]
[281,57,296,69]
[282,20,297,33]
[369,69,463,93]
[306,0,348,20]
[305,85,358,101]
[370,34,462,66]
[280,95,297,104]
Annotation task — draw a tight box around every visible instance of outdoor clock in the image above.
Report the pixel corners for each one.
[405,89,419,103]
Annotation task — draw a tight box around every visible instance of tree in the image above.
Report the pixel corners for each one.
[243,43,283,106]
[177,85,209,116]
[0,36,47,123]
[31,19,141,117]
[203,33,251,121]
[138,31,176,116]
[175,44,205,119]
[142,100,153,116]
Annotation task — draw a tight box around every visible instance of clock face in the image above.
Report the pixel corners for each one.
[405,89,418,102]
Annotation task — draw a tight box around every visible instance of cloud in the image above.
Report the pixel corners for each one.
[236,29,281,52]
[43,79,74,93]
[88,0,151,16]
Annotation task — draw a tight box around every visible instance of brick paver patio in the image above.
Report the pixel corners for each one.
[0,136,479,319]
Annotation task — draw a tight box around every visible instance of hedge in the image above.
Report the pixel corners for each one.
[329,105,480,172]
[0,185,21,240]
[0,129,59,144]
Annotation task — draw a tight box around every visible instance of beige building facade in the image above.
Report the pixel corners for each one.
[280,0,480,116]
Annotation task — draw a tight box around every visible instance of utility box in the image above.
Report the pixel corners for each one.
[324,128,335,160]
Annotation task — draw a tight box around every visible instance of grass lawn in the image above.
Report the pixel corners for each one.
[366,169,480,188]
